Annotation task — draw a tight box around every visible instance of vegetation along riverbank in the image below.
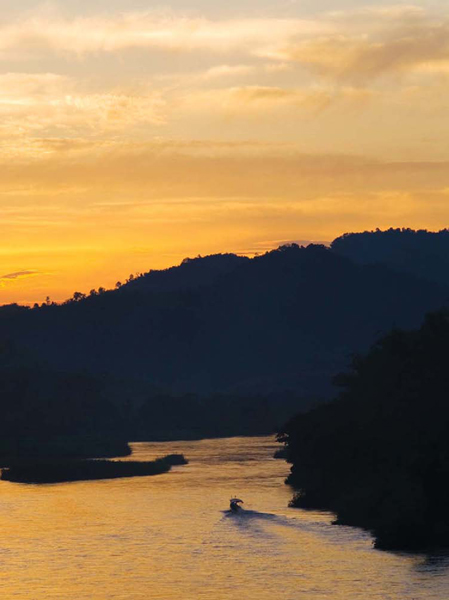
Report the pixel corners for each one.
[278,309,449,551]
[1,454,188,484]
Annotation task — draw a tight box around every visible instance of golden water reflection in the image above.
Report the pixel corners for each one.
[0,437,448,599]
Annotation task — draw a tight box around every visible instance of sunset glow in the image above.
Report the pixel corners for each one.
[2,0,449,304]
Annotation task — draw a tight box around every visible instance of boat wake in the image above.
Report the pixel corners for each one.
[223,508,329,535]
[223,509,277,520]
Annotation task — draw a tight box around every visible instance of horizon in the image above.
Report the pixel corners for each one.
[3,235,333,306]
[4,226,448,307]
[1,1,449,304]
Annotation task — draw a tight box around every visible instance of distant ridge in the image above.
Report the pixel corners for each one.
[1,238,447,397]
[332,228,449,288]
[123,253,249,293]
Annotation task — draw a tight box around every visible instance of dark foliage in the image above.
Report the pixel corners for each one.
[1,455,182,484]
[0,368,122,438]
[0,239,446,449]
[0,436,131,468]
[0,338,314,445]
[278,309,449,551]
[273,447,287,459]
[132,391,316,440]
[1,244,446,400]
[332,228,449,288]
[158,454,188,465]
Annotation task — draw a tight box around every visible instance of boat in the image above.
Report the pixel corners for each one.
[230,497,244,512]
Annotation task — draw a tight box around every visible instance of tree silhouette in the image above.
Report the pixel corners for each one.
[279,309,449,550]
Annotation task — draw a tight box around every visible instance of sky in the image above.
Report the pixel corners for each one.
[1,0,449,304]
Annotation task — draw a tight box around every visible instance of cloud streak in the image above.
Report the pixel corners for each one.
[0,139,448,200]
[259,8,449,82]
[0,73,166,139]
[183,84,374,115]
[0,13,328,57]
[0,7,446,84]
[271,25,449,81]
[0,270,39,281]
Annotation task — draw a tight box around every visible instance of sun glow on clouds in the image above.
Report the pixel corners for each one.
[0,1,449,304]
[0,14,328,56]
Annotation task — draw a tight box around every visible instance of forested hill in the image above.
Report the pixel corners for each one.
[1,242,447,397]
[279,309,449,550]
[332,228,449,288]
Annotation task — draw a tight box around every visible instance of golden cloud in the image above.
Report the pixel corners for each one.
[0,140,448,304]
[0,7,446,85]
[0,73,166,139]
[181,84,375,116]
[0,14,329,57]
[263,17,449,82]
[0,139,447,201]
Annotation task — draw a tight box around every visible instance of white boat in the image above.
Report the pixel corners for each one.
[230,497,244,512]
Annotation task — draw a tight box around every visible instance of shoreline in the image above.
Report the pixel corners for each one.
[1,454,188,484]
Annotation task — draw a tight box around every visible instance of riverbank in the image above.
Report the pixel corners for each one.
[1,454,188,484]
[280,311,449,552]
[1,436,448,600]
[0,436,132,468]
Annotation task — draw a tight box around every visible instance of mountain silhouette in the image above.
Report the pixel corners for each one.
[332,228,449,288]
[1,242,447,399]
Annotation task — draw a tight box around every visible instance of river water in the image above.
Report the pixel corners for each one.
[0,436,448,599]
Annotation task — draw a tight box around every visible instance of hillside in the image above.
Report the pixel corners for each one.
[0,243,447,399]
[332,228,449,288]
[279,309,449,550]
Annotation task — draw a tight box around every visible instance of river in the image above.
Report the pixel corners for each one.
[0,436,448,599]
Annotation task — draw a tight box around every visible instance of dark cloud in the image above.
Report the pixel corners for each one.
[0,270,38,280]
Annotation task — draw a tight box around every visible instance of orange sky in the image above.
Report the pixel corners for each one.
[1,1,449,304]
